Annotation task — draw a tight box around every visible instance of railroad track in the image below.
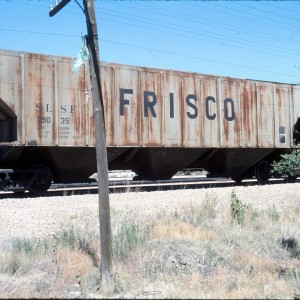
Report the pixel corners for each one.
[0,175,292,199]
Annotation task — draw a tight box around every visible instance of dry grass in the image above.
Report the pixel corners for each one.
[0,189,300,299]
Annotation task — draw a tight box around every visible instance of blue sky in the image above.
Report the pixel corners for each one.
[1,0,300,84]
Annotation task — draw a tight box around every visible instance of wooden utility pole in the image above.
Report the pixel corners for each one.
[83,0,114,295]
[49,0,114,295]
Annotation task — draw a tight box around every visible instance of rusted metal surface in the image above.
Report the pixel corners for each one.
[1,49,300,149]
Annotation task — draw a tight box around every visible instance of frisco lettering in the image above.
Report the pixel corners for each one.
[120,88,235,121]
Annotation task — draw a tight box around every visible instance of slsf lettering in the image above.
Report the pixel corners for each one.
[119,88,235,121]
[36,104,76,114]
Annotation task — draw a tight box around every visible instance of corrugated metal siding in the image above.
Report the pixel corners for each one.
[274,86,291,148]
[162,72,182,146]
[24,53,55,145]
[202,77,219,147]
[182,75,201,147]
[140,70,162,146]
[221,80,239,147]
[240,81,257,148]
[56,58,87,146]
[0,49,299,149]
[101,65,113,146]
[113,66,140,146]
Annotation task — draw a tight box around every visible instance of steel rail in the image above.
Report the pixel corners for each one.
[0,176,291,199]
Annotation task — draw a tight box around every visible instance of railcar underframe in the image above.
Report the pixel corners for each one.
[0,143,295,194]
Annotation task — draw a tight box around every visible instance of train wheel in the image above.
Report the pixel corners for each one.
[255,161,271,184]
[28,165,52,195]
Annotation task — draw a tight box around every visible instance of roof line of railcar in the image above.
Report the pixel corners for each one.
[1,48,299,87]
[101,61,300,87]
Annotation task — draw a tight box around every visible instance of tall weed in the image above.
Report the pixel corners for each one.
[113,217,150,262]
[230,189,248,225]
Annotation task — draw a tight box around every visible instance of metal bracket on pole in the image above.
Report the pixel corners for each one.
[49,0,71,17]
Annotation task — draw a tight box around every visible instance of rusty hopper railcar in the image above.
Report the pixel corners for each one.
[0,49,300,194]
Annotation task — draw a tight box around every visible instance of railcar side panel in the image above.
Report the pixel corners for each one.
[274,86,291,148]
[201,77,220,147]
[161,73,182,146]
[181,76,201,147]
[140,70,162,146]
[221,80,239,147]
[181,75,202,147]
[101,65,113,146]
[113,66,140,146]
[36,55,55,145]
[25,54,48,145]
[87,64,95,147]
[239,81,257,148]
[57,60,86,146]
[257,84,275,148]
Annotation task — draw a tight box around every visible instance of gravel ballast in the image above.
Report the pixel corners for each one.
[0,183,300,241]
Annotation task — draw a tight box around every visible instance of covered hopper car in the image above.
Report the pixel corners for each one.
[0,49,300,194]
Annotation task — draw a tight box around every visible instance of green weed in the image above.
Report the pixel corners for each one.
[230,189,249,225]
[202,192,218,219]
[112,217,150,262]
